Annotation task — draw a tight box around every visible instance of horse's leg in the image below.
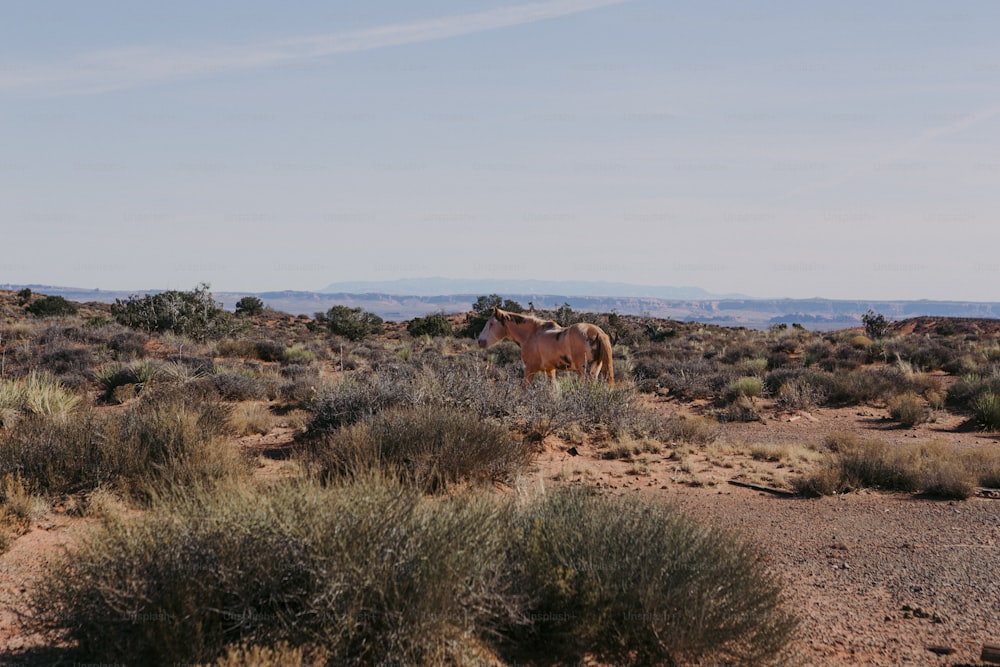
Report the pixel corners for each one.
[546,369,556,381]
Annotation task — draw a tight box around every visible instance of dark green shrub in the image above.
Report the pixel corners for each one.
[457,294,523,338]
[406,313,453,338]
[318,305,384,341]
[861,309,891,339]
[26,295,78,318]
[506,487,796,665]
[111,283,239,341]
[253,339,287,362]
[234,296,265,317]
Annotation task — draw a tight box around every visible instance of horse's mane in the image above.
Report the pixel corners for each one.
[508,312,560,329]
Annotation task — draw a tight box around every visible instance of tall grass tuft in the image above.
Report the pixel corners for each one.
[0,371,80,425]
[971,391,1000,431]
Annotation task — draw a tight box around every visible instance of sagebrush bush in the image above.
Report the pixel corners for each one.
[506,487,796,665]
[31,476,522,666]
[301,406,533,492]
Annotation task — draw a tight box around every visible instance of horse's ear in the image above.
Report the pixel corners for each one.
[492,306,503,319]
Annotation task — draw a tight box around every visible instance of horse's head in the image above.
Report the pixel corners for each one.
[477,306,509,349]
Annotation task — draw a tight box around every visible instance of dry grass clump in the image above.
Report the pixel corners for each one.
[887,392,931,427]
[229,402,275,436]
[0,387,247,498]
[0,474,48,553]
[794,433,982,499]
[300,406,533,492]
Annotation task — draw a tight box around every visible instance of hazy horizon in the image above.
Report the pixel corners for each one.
[4,2,999,301]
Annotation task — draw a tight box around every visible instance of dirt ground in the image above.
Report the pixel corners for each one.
[1,395,998,666]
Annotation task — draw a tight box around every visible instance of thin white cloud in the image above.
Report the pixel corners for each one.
[783,103,1000,200]
[0,0,630,97]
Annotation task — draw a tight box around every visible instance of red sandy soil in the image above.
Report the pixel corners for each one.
[2,396,998,666]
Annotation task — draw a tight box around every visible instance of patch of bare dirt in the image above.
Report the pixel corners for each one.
[2,396,998,665]
[529,398,1000,666]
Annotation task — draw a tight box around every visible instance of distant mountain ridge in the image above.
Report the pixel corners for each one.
[5,283,1000,330]
[320,277,743,300]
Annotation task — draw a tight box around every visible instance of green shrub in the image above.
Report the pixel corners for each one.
[317,305,384,341]
[234,296,265,317]
[861,309,890,339]
[25,295,78,318]
[111,283,239,341]
[406,313,453,338]
[507,487,796,665]
[96,360,163,403]
[726,376,764,401]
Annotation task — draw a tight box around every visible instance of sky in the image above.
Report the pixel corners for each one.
[2,0,999,301]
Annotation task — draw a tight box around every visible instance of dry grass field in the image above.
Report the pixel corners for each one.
[0,288,998,666]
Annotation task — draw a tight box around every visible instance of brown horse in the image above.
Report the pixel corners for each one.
[477,307,614,386]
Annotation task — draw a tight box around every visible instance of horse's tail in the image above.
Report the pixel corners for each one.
[597,329,614,386]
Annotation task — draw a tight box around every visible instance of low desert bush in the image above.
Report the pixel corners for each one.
[506,487,796,665]
[211,370,270,402]
[303,366,418,437]
[301,406,533,492]
[31,478,795,667]
[726,376,764,401]
[31,476,522,666]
